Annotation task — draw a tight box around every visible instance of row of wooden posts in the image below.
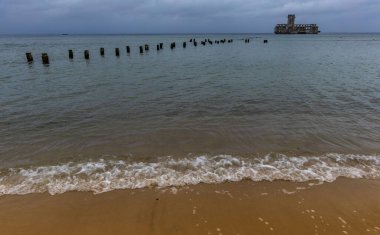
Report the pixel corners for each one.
[25,38,267,64]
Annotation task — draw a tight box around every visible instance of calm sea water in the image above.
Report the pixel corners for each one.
[1,34,380,194]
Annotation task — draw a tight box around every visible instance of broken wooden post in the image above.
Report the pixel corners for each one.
[183,42,186,48]
[264,40,268,43]
[190,39,193,42]
[25,52,33,63]
[139,46,143,54]
[84,50,89,60]
[115,48,120,57]
[194,41,197,47]
[41,53,49,64]
[160,43,163,49]
[100,48,105,56]
[68,50,73,59]
[126,46,130,54]
[157,44,160,51]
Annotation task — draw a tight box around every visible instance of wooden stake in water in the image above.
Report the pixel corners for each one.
[100,48,105,56]
[26,52,33,63]
[126,46,130,54]
[84,50,89,60]
[183,42,186,48]
[115,48,120,57]
[139,46,143,54]
[68,50,73,59]
[41,53,49,64]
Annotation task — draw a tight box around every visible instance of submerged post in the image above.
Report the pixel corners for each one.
[115,48,120,57]
[84,50,89,60]
[100,48,105,56]
[139,46,143,54]
[126,46,130,54]
[68,50,73,59]
[26,52,33,63]
[41,53,49,64]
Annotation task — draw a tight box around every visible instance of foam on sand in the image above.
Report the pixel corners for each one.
[0,153,380,195]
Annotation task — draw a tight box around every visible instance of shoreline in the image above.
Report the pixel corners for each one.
[1,178,380,234]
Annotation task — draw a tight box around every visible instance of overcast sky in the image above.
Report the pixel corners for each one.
[1,0,379,34]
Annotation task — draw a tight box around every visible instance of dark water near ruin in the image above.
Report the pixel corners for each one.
[0,34,380,194]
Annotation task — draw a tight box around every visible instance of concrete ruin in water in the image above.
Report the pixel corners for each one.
[274,15,320,34]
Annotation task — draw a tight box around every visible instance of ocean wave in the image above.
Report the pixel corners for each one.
[0,153,380,195]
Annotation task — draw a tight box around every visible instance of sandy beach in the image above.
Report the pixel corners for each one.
[1,178,380,235]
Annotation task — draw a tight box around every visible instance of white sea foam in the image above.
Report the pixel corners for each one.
[0,153,380,195]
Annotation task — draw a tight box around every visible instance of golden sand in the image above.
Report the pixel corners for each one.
[1,178,380,235]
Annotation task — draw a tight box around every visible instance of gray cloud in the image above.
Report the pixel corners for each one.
[1,0,379,34]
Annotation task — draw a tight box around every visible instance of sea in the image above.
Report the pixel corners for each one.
[0,33,380,195]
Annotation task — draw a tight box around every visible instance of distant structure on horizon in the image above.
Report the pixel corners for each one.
[274,14,320,34]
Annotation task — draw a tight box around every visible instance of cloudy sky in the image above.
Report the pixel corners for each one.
[1,0,379,34]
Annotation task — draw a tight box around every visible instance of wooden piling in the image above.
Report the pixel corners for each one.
[157,44,160,51]
[115,48,120,57]
[84,50,89,60]
[126,46,130,54]
[264,40,268,43]
[68,50,73,59]
[100,48,105,56]
[183,42,186,48]
[160,43,163,49]
[26,52,33,63]
[194,41,197,47]
[190,39,193,42]
[139,46,143,54]
[41,53,49,64]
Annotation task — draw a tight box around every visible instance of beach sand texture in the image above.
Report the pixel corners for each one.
[1,179,380,235]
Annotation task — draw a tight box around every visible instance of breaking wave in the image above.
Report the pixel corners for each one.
[1,153,380,195]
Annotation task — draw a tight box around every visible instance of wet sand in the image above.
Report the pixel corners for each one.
[1,178,380,235]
